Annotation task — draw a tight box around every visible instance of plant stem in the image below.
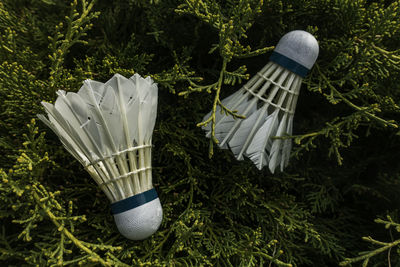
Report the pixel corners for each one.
[339,238,400,266]
[208,59,228,156]
[317,64,398,128]
[32,189,121,267]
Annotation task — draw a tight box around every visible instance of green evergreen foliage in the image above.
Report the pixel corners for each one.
[1,0,400,265]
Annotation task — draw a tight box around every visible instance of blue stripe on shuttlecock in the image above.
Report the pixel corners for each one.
[111,188,158,215]
[269,51,309,77]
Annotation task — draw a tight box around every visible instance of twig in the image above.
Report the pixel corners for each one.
[316,64,398,128]
[32,186,124,267]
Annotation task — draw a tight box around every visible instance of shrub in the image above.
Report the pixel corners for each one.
[1,0,400,266]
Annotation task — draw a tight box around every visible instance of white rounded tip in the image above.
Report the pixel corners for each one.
[113,197,163,240]
[274,30,319,69]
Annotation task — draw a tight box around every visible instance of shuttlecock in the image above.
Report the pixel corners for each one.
[38,73,162,240]
[202,30,319,173]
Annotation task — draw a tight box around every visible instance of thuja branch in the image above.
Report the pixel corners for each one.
[316,64,398,128]
[288,112,362,165]
[339,216,400,266]
[375,216,400,230]
[252,251,293,267]
[48,0,99,90]
[234,45,275,59]
[288,63,398,164]
[196,59,227,157]
[176,0,266,157]
[355,37,400,62]
[339,238,400,266]
[31,185,124,267]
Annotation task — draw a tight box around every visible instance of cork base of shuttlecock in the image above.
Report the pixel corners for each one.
[111,188,163,240]
[113,197,163,240]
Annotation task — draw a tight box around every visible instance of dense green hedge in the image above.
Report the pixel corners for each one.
[1,0,400,266]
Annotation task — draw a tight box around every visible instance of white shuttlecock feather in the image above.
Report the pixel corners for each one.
[38,73,162,240]
[202,30,319,173]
